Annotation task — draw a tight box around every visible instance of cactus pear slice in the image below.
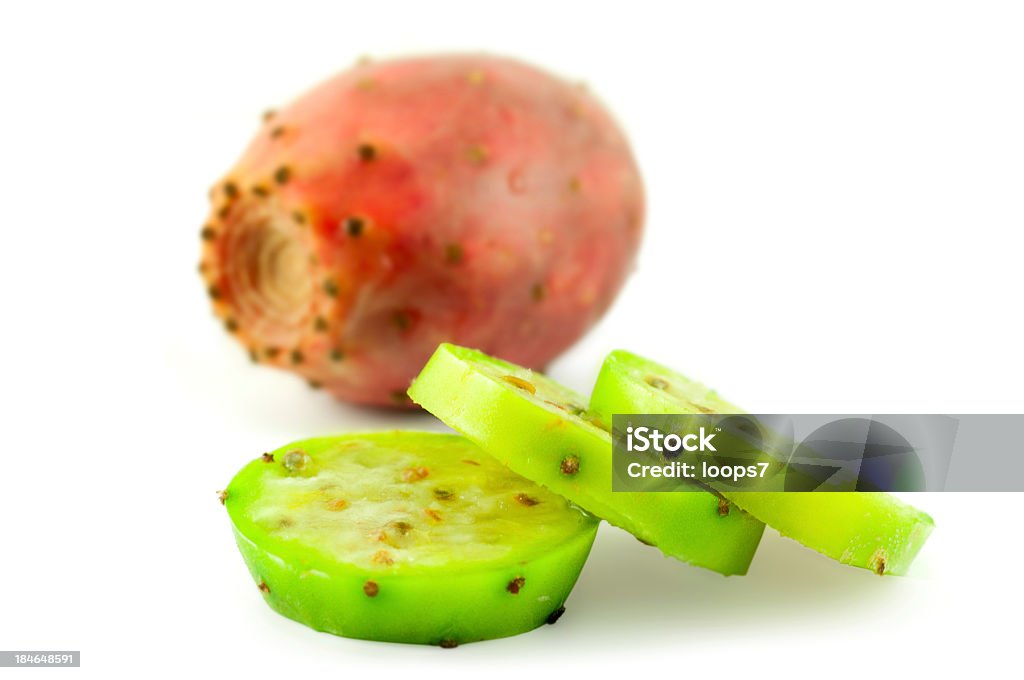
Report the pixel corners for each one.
[199,54,644,406]
[589,350,934,576]
[222,432,598,645]
[407,344,765,576]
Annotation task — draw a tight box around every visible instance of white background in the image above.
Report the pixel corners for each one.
[1,1,1022,677]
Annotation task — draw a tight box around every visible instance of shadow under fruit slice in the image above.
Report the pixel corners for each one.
[407,344,765,576]
[589,350,934,576]
[222,431,597,646]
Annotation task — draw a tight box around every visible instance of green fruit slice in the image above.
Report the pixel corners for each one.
[407,344,765,576]
[589,349,935,576]
[222,431,598,646]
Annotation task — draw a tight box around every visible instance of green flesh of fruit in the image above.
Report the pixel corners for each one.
[407,344,765,576]
[223,431,598,645]
[589,350,934,576]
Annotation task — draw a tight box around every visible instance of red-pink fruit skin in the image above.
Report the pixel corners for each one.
[201,54,644,406]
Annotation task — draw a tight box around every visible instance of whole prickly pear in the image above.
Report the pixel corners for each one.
[199,54,644,406]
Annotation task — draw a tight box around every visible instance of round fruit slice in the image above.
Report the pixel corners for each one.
[221,431,598,646]
[589,349,934,576]
[407,343,765,576]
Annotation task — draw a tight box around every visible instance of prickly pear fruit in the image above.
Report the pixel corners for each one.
[222,431,598,645]
[407,344,766,576]
[199,54,644,406]
[589,350,934,576]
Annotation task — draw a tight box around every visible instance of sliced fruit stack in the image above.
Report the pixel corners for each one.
[405,343,765,575]
[220,344,934,646]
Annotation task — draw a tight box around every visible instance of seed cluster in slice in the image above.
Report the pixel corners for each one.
[223,431,598,645]
[589,350,934,576]
[407,343,766,576]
